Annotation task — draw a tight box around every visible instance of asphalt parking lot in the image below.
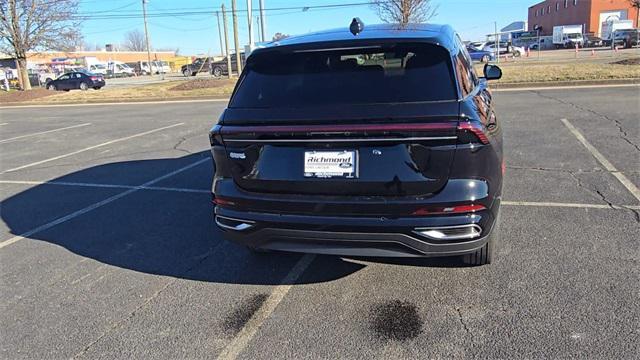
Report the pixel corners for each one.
[1,85,639,359]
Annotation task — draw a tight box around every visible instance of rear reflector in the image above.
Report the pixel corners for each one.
[457,122,490,144]
[414,224,482,241]
[212,196,235,206]
[412,204,486,216]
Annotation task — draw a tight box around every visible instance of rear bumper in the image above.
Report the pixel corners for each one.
[214,205,498,258]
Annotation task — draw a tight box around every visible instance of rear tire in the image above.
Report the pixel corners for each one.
[79,82,88,91]
[212,66,223,77]
[183,69,190,77]
[481,55,490,63]
[462,212,500,266]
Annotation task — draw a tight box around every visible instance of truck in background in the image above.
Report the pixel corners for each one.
[107,61,135,77]
[601,20,634,46]
[553,25,584,48]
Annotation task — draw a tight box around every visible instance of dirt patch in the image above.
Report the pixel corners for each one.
[0,88,56,104]
[611,58,640,66]
[169,78,236,91]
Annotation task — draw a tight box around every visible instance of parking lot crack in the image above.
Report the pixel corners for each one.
[567,171,640,223]
[530,90,640,153]
[455,307,475,342]
[567,170,615,208]
[173,136,193,154]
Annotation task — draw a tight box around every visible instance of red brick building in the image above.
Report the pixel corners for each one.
[528,0,638,36]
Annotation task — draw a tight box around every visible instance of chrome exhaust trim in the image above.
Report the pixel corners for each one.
[215,215,255,231]
[414,224,482,241]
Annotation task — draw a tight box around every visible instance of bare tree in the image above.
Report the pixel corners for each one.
[0,0,82,90]
[370,0,438,26]
[122,29,146,52]
[630,0,640,27]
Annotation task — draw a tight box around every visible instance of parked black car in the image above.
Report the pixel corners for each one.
[210,54,245,77]
[612,29,640,48]
[182,54,246,77]
[46,71,105,91]
[181,57,214,77]
[210,21,504,265]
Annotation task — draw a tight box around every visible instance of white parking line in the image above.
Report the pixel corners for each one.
[0,157,209,250]
[216,254,316,360]
[561,118,640,202]
[502,200,640,210]
[2,180,638,209]
[0,180,210,194]
[493,83,639,92]
[0,123,8,126]
[0,123,91,144]
[1,122,184,174]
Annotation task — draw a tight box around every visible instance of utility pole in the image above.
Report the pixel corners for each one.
[494,22,499,64]
[222,4,232,79]
[216,11,224,57]
[142,0,153,76]
[256,15,261,42]
[247,0,254,47]
[231,0,242,74]
[259,0,266,42]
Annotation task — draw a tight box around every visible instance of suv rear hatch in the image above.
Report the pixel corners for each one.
[218,42,460,197]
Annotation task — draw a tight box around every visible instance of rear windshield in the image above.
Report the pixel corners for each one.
[230,43,456,108]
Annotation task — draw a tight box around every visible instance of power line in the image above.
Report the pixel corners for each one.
[72,1,378,20]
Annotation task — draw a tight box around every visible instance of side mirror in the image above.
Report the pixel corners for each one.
[483,64,502,80]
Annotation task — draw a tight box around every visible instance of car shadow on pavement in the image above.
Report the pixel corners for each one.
[2,151,470,286]
[1,151,365,285]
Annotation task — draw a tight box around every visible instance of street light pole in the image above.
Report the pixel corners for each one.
[231,0,242,74]
[142,0,153,76]
[259,0,266,42]
[494,22,499,64]
[216,11,224,57]
[247,0,254,47]
[222,4,232,79]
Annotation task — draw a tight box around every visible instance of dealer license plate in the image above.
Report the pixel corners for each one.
[304,150,358,178]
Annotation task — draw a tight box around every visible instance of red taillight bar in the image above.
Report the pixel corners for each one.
[212,196,235,206]
[412,204,486,216]
[457,122,490,144]
[220,122,458,135]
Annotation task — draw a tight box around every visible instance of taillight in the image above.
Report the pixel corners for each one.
[209,124,224,146]
[90,76,98,81]
[457,122,490,144]
[212,196,235,206]
[412,204,486,216]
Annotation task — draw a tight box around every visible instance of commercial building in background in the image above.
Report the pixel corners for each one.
[25,51,176,65]
[528,0,638,36]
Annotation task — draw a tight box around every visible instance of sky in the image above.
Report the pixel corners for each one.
[80,0,535,55]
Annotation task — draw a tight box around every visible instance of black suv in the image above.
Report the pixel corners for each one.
[181,57,214,77]
[612,29,639,48]
[210,22,504,265]
[182,54,245,77]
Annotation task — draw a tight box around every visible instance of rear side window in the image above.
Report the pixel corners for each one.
[230,43,457,108]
